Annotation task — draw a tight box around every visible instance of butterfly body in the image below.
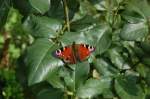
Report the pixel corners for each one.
[55,43,95,64]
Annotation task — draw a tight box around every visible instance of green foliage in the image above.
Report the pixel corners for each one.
[77,77,112,98]
[0,68,24,99]
[0,0,150,99]
[29,0,50,14]
[115,75,145,99]
[0,0,11,30]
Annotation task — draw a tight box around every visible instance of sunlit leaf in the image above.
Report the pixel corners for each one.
[23,15,62,38]
[107,47,130,70]
[59,31,91,46]
[75,62,90,88]
[85,24,112,54]
[120,22,149,41]
[71,15,99,31]
[125,0,150,18]
[77,77,112,98]
[115,75,145,99]
[59,62,90,92]
[25,38,64,87]
[93,58,119,77]
[29,0,50,14]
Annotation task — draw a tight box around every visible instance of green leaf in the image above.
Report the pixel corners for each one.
[120,22,149,41]
[71,0,97,21]
[59,31,92,45]
[115,76,145,99]
[71,15,99,31]
[37,88,63,99]
[102,88,114,99]
[59,62,90,92]
[23,15,62,38]
[108,47,130,70]
[136,63,149,78]
[145,87,150,99]
[121,11,145,23]
[0,0,11,29]
[125,0,150,18]
[29,0,50,14]
[59,68,74,91]
[77,78,111,98]
[25,38,64,87]
[47,0,64,19]
[133,44,145,57]
[141,42,150,53]
[142,57,150,66]
[86,24,112,54]
[90,0,107,11]
[13,0,32,16]
[75,62,90,88]
[92,0,121,12]
[93,58,119,77]
[48,0,79,20]
[136,63,150,86]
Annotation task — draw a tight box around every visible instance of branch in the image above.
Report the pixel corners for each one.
[62,0,70,32]
[0,31,10,68]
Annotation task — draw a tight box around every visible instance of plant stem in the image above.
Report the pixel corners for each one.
[62,0,70,32]
[0,31,10,68]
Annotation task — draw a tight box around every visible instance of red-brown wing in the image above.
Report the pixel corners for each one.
[76,44,95,61]
[55,46,76,64]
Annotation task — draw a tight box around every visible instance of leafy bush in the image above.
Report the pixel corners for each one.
[0,0,150,99]
[0,68,24,99]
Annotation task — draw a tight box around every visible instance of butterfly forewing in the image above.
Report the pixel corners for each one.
[77,44,95,61]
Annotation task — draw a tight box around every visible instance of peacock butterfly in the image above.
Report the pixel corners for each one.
[54,43,95,64]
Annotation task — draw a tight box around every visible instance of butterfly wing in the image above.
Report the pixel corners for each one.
[55,43,95,64]
[76,44,95,61]
[55,46,76,64]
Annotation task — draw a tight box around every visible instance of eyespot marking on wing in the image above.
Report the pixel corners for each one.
[88,45,95,52]
[55,49,62,56]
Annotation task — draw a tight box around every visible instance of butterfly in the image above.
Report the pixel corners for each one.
[54,43,95,64]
